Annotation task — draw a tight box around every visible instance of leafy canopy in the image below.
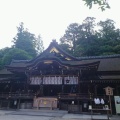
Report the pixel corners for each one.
[60,17,120,57]
[0,22,44,69]
[83,0,110,11]
[13,22,37,57]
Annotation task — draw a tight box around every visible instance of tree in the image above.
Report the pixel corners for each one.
[0,22,44,70]
[0,47,11,69]
[76,17,100,56]
[83,0,110,11]
[35,34,44,55]
[13,22,37,58]
[59,43,71,55]
[60,23,81,55]
[82,17,96,37]
[0,47,32,69]
[60,17,98,56]
[59,18,120,57]
[97,19,120,55]
[2,48,32,65]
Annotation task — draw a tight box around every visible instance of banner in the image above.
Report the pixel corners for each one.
[114,96,120,114]
[30,77,42,85]
[43,76,62,85]
[64,76,78,84]
[30,76,78,85]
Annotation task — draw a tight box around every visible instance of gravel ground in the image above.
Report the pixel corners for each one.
[0,109,119,120]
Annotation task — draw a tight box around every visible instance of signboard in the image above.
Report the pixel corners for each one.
[114,96,120,114]
[104,86,114,96]
[33,97,58,109]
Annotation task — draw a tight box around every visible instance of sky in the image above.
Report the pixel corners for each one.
[0,0,120,49]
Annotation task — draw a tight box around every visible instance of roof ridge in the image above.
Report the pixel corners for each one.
[77,54,120,60]
[12,59,30,63]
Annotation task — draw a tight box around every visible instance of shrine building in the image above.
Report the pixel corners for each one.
[0,40,120,114]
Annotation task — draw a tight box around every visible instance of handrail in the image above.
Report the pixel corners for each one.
[58,93,108,100]
[58,93,107,96]
[0,92,35,98]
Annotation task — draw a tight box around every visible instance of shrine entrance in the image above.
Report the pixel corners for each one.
[29,75,79,96]
[43,85,62,96]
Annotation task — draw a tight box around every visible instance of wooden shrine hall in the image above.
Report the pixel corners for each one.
[0,40,120,114]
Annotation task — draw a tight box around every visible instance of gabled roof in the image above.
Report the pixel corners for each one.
[0,69,13,75]
[7,40,80,69]
[29,40,79,63]
[6,40,120,73]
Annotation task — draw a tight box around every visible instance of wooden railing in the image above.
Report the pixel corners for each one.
[0,92,109,100]
[58,93,108,100]
[0,92,35,99]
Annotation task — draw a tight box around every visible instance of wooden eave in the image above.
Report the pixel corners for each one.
[27,40,79,65]
[5,40,120,74]
[0,69,13,75]
[97,71,120,76]
[91,79,120,83]
[6,66,27,73]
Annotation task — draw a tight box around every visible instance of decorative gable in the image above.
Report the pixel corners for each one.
[44,40,77,61]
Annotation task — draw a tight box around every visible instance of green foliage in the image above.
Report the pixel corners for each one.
[60,17,120,57]
[114,45,120,54]
[60,23,80,55]
[83,0,110,11]
[13,22,44,57]
[2,48,32,65]
[59,43,72,55]
[35,34,44,55]
[13,22,37,57]
[0,22,44,69]
[0,47,11,69]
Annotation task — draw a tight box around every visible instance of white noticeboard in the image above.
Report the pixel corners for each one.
[114,96,120,114]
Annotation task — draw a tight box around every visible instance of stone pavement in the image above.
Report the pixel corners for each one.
[0,109,119,120]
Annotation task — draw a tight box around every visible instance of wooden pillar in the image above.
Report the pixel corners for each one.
[95,84,98,96]
[0,100,1,108]
[62,76,64,93]
[0,98,3,108]
[17,99,21,109]
[7,99,10,109]
[109,95,112,116]
[78,69,82,93]
[78,70,81,112]
[58,99,61,110]
[24,81,28,93]
[51,101,53,110]
[116,86,119,95]
[78,100,81,112]
[40,77,44,96]
[10,82,13,93]
[37,100,40,110]
[40,85,43,96]
[25,70,30,93]
[62,85,64,93]
[78,78,80,93]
